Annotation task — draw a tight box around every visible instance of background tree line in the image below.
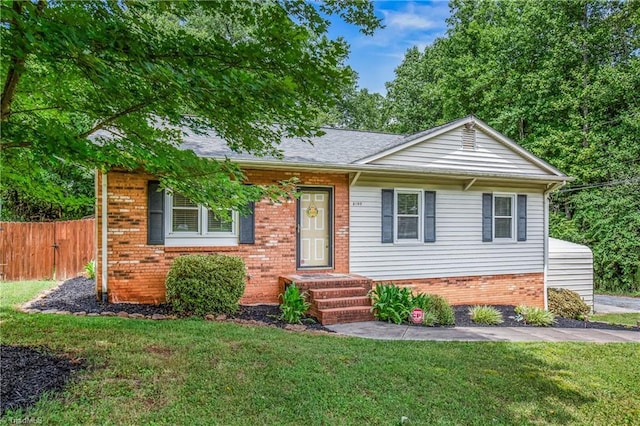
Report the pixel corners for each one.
[330,0,639,293]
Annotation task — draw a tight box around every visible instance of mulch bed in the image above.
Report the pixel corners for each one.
[0,345,83,416]
[26,277,328,331]
[452,305,639,331]
[26,277,638,331]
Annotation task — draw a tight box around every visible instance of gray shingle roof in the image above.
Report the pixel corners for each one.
[181,127,405,164]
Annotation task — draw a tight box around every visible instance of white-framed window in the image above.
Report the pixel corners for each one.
[493,193,515,240]
[395,189,422,242]
[165,192,237,246]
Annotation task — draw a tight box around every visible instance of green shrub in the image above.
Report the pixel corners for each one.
[426,294,455,326]
[370,285,455,326]
[547,288,591,320]
[84,260,96,279]
[279,284,310,324]
[421,310,438,327]
[468,305,503,325]
[515,305,555,327]
[165,254,246,315]
[370,284,413,324]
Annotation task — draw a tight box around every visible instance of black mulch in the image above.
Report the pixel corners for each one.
[1,345,83,416]
[27,277,638,331]
[452,305,639,331]
[28,277,330,331]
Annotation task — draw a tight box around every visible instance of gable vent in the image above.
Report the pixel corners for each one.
[462,124,477,151]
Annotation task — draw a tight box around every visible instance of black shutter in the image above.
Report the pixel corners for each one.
[147,181,164,245]
[424,191,436,243]
[482,193,493,242]
[239,201,255,244]
[517,194,527,241]
[381,189,394,243]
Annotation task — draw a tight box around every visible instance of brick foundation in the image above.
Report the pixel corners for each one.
[381,273,545,308]
[97,169,350,304]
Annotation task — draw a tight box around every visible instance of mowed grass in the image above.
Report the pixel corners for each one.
[1,282,639,425]
[0,280,59,309]
[592,313,640,327]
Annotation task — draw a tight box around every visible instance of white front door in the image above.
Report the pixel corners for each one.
[298,189,331,268]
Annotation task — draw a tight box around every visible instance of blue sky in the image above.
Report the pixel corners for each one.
[327,1,451,94]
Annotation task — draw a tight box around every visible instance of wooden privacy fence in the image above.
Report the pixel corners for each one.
[0,219,95,281]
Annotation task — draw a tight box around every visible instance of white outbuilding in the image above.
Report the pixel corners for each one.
[548,238,594,309]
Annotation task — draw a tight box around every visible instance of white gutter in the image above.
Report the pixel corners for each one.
[231,158,572,184]
[543,181,566,309]
[101,171,108,303]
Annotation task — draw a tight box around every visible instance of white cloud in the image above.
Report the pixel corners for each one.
[383,12,438,31]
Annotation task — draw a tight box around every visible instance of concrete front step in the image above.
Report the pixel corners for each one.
[309,287,370,300]
[316,306,375,325]
[280,273,372,292]
[314,296,372,310]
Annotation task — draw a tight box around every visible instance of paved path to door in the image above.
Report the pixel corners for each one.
[594,295,640,314]
[326,321,639,343]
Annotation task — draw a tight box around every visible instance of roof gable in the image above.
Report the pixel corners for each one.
[357,116,565,177]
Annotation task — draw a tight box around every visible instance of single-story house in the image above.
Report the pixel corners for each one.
[96,116,571,324]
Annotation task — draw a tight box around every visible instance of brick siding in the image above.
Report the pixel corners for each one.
[381,272,545,308]
[97,169,350,304]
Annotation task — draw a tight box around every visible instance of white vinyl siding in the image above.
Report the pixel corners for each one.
[349,179,544,280]
[371,127,550,175]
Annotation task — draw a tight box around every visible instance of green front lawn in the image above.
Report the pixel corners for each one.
[591,313,640,327]
[1,282,638,425]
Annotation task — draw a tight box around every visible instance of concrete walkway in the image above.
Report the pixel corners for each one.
[594,295,640,314]
[326,321,640,343]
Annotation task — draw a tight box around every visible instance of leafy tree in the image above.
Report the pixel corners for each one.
[1,0,381,216]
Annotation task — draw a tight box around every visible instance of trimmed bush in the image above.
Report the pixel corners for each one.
[548,288,591,320]
[165,254,246,315]
[468,305,504,325]
[515,305,555,327]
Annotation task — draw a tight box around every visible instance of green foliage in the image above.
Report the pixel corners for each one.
[563,185,640,293]
[279,284,310,324]
[165,254,245,315]
[369,283,413,324]
[1,150,94,221]
[84,260,96,280]
[1,1,381,213]
[370,284,455,326]
[468,306,504,325]
[425,294,455,326]
[515,305,555,327]
[547,288,591,320]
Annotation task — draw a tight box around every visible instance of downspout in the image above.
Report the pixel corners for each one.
[543,181,566,309]
[101,171,108,303]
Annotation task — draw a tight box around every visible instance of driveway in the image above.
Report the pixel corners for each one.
[594,295,640,314]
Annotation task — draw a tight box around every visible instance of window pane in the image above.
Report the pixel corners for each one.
[398,217,419,239]
[495,196,512,216]
[208,210,232,233]
[397,193,419,215]
[495,218,512,238]
[172,209,199,232]
[173,193,197,208]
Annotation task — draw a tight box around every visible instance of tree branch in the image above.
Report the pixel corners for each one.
[1,1,25,122]
[9,106,61,115]
[0,140,32,150]
[78,98,158,138]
